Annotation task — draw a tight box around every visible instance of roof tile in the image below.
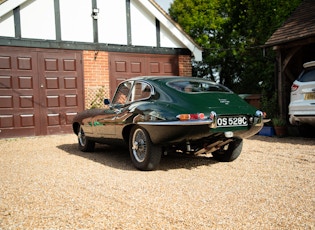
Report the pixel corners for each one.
[265,0,315,46]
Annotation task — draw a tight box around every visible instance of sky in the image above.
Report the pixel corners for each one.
[155,0,174,12]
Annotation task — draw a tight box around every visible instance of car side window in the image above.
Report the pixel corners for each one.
[130,82,152,102]
[112,82,132,105]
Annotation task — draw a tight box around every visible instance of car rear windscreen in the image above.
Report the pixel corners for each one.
[299,69,315,82]
[168,80,231,93]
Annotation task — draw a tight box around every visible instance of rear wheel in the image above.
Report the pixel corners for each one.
[298,124,315,137]
[212,138,243,162]
[129,126,162,171]
[78,125,95,152]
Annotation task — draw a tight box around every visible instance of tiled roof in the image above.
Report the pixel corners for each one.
[265,0,315,47]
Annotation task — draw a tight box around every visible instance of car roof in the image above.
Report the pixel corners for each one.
[127,76,216,84]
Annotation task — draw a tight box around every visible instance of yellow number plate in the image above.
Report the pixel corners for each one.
[304,93,315,100]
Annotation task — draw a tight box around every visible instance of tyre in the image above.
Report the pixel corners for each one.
[298,124,315,137]
[129,126,162,171]
[78,125,95,152]
[212,138,243,162]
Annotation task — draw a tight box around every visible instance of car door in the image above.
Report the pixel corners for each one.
[94,81,133,138]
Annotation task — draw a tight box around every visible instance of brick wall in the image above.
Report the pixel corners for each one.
[178,55,192,76]
[83,50,109,109]
[82,52,193,108]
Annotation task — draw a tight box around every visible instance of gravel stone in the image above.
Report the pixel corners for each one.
[0,134,314,229]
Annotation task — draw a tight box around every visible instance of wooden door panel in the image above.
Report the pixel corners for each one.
[0,47,83,138]
[109,53,178,98]
[38,51,83,135]
[0,48,39,138]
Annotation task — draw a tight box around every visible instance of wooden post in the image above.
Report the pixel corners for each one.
[277,50,284,118]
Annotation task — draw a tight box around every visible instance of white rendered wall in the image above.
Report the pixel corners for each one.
[160,23,185,48]
[59,0,93,42]
[0,11,15,37]
[130,0,156,46]
[20,0,56,40]
[97,0,127,45]
[0,0,192,51]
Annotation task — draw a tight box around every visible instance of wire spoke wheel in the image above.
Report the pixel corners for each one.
[78,127,86,147]
[77,125,95,152]
[129,126,162,170]
[132,129,147,162]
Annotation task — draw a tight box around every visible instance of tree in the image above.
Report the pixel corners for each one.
[169,0,302,94]
[169,0,225,82]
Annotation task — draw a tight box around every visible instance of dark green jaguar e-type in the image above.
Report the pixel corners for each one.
[73,76,264,170]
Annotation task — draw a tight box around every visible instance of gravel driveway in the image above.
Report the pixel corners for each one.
[0,134,314,229]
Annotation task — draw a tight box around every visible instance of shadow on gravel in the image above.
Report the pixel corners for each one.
[159,153,218,171]
[57,143,218,171]
[249,135,315,146]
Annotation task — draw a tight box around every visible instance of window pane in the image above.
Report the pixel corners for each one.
[131,82,151,101]
[112,82,132,104]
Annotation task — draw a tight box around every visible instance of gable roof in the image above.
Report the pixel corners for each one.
[0,0,203,61]
[0,0,27,17]
[139,0,203,61]
[265,0,315,47]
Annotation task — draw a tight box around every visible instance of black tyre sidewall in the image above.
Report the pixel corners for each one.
[78,126,95,152]
[212,138,243,162]
[298,124,315,137]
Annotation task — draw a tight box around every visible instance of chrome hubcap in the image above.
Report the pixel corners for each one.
[132,141,139,150]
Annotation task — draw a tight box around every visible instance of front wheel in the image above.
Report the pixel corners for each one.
[212,138,243,162]
[78,125,95,152]
[129,126,162,171]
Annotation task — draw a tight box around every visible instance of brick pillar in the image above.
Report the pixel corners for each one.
[83,51,110,109]
[178,55,192,76]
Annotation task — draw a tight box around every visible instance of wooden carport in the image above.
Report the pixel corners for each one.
[264,0,315,119]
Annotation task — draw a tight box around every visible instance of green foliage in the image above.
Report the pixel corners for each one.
[261,90,278,120]
[169,0,302,94]
[272,116,287,127]
[90,86,105,109]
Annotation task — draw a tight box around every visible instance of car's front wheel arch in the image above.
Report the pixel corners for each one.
[77,125,95,152]
[122,124,134,143]
[73,122,80,135]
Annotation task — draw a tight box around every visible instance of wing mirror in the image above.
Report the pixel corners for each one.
[104,99,110,105]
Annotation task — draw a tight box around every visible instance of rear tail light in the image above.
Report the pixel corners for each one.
[177,113,205,121]
[291,83,299,92]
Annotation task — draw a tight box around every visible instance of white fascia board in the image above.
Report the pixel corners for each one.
[0,0,29,18]
[136,0,203,61]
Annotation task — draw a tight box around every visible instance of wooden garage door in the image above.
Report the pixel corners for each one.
[0,47,83,138]
[109,53,178,97]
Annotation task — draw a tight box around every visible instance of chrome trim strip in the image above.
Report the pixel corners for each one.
[137,120,214,126]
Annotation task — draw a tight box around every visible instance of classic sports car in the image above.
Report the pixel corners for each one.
[72,76,264,170]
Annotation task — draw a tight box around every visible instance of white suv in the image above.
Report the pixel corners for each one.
[289,61,315,131]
